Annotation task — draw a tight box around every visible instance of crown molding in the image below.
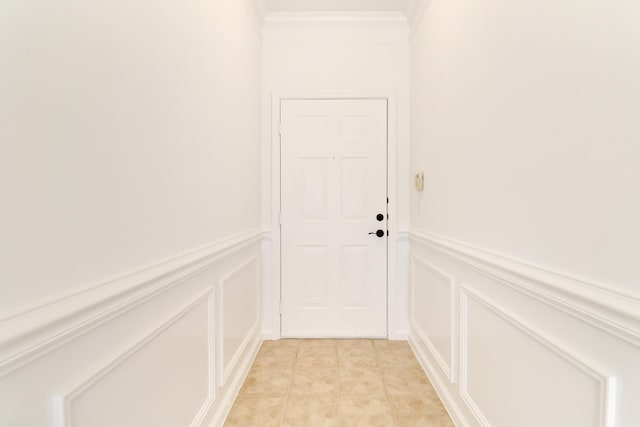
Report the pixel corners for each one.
[263,11,409,29]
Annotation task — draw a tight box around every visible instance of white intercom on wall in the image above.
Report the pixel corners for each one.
[415,172,424,191]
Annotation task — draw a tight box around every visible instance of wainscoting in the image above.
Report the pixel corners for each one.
[409,229,640,427]
[0,229,263,427]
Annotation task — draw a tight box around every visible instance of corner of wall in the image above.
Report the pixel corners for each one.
[405,0,430,33]
[243,0,266,32]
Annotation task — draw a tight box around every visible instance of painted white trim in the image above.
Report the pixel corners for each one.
[208,331,262,427]
[459,285,617,427]
[52,289,215,427]
[270,94,283,340]
[218,256,261,385]
[189,293,217,427]
[223,322,259,385]
[410,255,457,383]
[391,229,410,340]
[0,228,262,379]
[270,93,401,339]
[263,12,409,29]
[390,330,409,340]
[409,229,640,348]
[386,94,401,339]
[396,229,410,241]
[409,333,472,427]
[262,26,410,45]
[260,231,274,339]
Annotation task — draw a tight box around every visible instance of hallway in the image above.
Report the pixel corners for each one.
[1,0,639,426]
[225,339,453,427]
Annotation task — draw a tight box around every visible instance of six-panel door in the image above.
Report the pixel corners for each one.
[280,99,388,337]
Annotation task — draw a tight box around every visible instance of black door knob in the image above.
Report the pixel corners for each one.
[376,213,384,221]
[369,229,385,238]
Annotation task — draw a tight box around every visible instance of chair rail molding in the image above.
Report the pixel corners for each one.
[0,228,262,378]
[409,229,640,348]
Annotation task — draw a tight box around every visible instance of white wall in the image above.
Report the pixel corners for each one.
[0,0,261,314]
[410,0,640,293]
[260,13,411,339]
[0,0,263,425]
[409,1,640,426]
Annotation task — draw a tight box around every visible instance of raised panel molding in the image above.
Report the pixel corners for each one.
[52,289,216,427]
[410,255,457,383]
[460,286,617,427]
[409,229,640,348]
[0,228,262,379]
[192,293,217,427]
[217,256,260,386]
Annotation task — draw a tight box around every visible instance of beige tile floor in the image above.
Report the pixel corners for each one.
[224,339,454,427]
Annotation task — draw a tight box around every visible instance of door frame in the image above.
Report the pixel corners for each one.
[269,92,400,339]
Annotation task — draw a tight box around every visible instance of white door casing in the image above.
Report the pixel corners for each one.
[280,99,388,337]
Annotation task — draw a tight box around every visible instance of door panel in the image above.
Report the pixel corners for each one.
[280,99,388,337]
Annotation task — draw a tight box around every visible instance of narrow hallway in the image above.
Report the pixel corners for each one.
[2,0,639,425]
[225,339,453,426]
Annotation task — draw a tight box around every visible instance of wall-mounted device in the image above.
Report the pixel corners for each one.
[415,172,424,191]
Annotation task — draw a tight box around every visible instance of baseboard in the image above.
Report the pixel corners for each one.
[388,329,409,340]
[409,332,471,427]
[208,331,262,427]
[261,330,277,340]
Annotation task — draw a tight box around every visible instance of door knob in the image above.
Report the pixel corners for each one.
[369,229,385,238]
[376,213,384,221]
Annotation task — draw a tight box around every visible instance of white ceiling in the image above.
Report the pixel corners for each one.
[266,0,410,13]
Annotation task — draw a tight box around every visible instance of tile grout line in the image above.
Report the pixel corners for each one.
[376,343,401,427]
[335,342,342,427]
[277,340,299,427]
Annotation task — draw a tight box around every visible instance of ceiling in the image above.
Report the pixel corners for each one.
[266,0,410,13]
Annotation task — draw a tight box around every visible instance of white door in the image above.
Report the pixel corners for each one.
[280,99,388,337]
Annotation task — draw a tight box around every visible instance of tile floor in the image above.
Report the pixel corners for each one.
[224,339,454,427]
